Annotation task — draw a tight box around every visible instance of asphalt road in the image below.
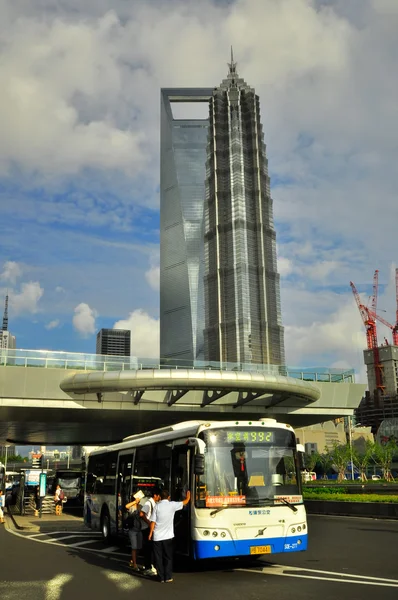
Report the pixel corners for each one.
[1,515,398,600]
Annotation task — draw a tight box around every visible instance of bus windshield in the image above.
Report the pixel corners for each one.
[197,427,302,508]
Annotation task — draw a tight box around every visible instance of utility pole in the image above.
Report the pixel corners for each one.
[4,444,10,474]
[348,416,355,480]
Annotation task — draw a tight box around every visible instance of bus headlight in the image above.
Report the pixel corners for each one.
[212,531,218,537]
[203,530,210,536]
[291,527,296,533]
[297,526,302,532]
[220,532,226,538]
[214,545,220,551]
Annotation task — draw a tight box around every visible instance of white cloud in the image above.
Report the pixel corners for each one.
[145,266,160,291]
[278,257,293,278]
[0,261,23,285]
[11,281,44,314]
[73,302,97,337]
[114,309,159,358]
[55,286,65,293]
[45,319,60,330]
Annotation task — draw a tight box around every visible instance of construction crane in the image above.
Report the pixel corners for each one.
[367,308,398,346]
[350,277,385,395]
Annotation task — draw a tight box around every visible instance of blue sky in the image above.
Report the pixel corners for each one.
[1,0,398,383]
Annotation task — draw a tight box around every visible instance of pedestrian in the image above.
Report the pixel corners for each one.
[139,488,161,576]
[149,488,191,583]
[34,485,40,517]
[53,484,64,515]
[125,493,144,572]
[0,490,5,524]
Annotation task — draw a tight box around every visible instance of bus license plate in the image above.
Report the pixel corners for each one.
[250,545,271,555]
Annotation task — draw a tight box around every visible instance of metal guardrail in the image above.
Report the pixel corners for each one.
[0,349,355,383]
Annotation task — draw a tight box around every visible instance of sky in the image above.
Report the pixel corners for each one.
[1,0,398,385]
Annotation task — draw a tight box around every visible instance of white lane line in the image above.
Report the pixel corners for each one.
[47,534,86,542]
[7,527,130,559]
[238,564,398,588]
[273,564,398,584]
[28,530,99,538]
[68,539,108,547]
[101,546,122,553]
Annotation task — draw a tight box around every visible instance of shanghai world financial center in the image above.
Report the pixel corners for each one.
[160,56,285,369]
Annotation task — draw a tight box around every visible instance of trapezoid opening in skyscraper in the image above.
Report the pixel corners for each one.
[160,52,285,369]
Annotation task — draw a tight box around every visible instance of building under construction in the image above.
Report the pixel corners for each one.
[351,269,398,434]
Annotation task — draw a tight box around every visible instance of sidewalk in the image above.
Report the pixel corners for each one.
[6,509,87,533]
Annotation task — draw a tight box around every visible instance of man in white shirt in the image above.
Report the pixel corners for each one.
[149,488,191,583]
[139,488,161,575]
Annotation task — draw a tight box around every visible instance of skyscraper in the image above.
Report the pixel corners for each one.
[204,52,285,366]
[96,328,131,356]
[0,294,16,350]
[160,54,285,368]
[160,88,213,363]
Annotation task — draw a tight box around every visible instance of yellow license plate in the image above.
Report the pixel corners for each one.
[250,545,271,555]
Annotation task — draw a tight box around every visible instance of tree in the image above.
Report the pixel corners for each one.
[317,450,334,480]
[303,451,319,473]
[352,440,374,482]
[328,443,352,482]
[373,440,397,481]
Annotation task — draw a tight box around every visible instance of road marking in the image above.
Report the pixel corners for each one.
[101,545,122,553]
[6,527,130,558]
[45,534,86,542]
[239,564,398,588]
[68,539,109,547]
[27,531,99,538]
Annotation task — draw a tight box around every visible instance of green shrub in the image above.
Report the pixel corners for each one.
[304,491,398,503]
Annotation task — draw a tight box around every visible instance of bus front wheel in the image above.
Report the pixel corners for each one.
[101,509,111,542]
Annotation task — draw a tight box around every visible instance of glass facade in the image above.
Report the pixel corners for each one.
[160,63,285,368]
[160,89,213,362]
[204,60,285,366]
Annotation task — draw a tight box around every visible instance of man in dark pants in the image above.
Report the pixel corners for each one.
[140,488,161,575]
[149,488,191,583]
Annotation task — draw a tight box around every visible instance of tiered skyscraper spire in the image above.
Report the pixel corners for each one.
[2,294,8,332]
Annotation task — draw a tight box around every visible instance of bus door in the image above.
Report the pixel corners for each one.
[117,451,135,534]
[171,444,191,556]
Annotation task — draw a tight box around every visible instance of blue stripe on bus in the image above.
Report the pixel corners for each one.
[193,534,308,559]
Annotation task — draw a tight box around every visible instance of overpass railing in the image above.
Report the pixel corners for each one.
[0,349,355,383]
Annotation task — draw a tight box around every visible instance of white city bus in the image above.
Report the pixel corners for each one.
[85,419,307,559]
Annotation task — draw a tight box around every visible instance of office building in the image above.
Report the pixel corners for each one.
[160,87,213,362]
[96,328,131,357]
[0,294,16,350]
[160,54,285,367]
[204,53,284,366]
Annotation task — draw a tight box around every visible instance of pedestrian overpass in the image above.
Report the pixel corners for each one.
[0,349,366,445]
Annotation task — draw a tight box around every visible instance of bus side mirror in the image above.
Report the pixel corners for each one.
[194,455,205,475]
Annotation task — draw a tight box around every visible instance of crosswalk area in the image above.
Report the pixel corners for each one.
[15,529,131,558]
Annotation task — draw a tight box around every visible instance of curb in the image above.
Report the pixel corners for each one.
[305,500,398,519]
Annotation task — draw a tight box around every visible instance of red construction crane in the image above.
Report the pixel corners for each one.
[371,269,379,315]
[350,279,384,395]
[367,309,398,346]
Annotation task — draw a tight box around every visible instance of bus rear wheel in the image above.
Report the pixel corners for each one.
[101,509,111,542]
